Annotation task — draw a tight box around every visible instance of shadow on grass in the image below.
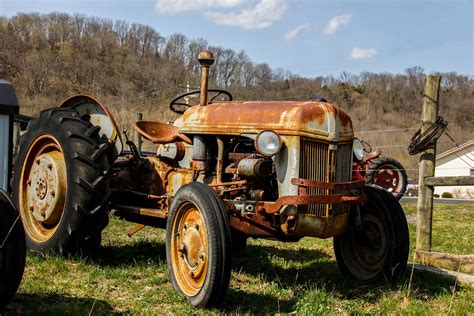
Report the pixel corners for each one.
[4,293,123,315]
[221,287,296,313]
[29,239,458,313]
[80,240,167,268]
[225,243,458,312]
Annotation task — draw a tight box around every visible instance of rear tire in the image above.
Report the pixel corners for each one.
[166,182,232,307]
[365,157,408,200]
[334,185,409,285]
[12,108,111,254]
[0,191,26,309]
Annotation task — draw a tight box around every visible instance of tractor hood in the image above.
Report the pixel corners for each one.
[175,101,354,142]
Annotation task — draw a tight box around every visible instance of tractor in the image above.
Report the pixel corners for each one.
[12,50,409,307]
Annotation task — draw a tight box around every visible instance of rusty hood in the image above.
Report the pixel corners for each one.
[175,101,353,142]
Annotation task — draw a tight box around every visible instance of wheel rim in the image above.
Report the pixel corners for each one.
[170,202,209,297]
[373,164,402,193]
[341,204,389,280]
[19,135,67,242]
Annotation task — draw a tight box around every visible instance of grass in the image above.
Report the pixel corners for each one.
[4,203,474,314]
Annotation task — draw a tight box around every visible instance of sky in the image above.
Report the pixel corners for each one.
[1,0,472,77]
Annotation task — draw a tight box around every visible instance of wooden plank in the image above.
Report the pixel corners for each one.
[415,250,474,275]
[410,263,474,287]
[425,176,474,186]
[416,75,441,251]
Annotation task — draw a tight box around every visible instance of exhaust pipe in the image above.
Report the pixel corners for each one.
[198,50,214,107]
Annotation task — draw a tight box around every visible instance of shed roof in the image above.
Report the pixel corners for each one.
[436,140,474,161]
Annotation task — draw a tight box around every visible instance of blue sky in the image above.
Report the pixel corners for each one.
[1,0,472,77]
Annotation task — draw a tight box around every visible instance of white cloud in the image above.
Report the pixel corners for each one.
[155,0,245,14]
[283,23,309,40]
[323,13,352,35]
[204,0,288,30]
[351,47,378,60]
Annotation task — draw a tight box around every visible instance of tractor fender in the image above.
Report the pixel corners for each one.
[60,94,123,156]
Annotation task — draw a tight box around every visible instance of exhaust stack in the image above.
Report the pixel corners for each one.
[198,50,214,107]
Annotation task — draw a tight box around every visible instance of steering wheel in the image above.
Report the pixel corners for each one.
[169,89,233,114]
[361,140,372,153]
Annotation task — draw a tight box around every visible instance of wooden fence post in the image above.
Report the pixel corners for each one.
[134,112,143,153]
[416,76,441,251]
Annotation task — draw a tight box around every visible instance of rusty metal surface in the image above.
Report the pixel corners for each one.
[127,223,145,237]
[291,178,365,190]
[60,94,123,155]
[18,135,66,242]
[115,205,168,218]
[178,101,353,141]
[170,202,209,296]
[290,213,348,238]
[299,138,354,216]
[198,50,214,107]
[257,193,366,214]
[133,121,191,144]
[229,213,276,237]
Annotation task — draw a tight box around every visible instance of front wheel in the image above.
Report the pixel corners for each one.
[166,182,232,307]
[334,185,409,284]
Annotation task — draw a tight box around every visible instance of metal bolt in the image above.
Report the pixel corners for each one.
[47,163,53,170]
[199,252,205,261]
[178,244,185,253]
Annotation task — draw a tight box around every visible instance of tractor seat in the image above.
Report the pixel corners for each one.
[132,121,192,144]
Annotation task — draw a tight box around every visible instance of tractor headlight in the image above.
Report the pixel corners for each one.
[353,138,364,162]
[255,130,282,157]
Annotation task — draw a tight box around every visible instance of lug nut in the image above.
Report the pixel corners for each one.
[50,190,55,197]
[199,252,205,261]
[36,159,41,165]
[178,244,185,253]
[47,163,53,170]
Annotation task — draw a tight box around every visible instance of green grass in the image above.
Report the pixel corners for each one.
[4,203,474,314]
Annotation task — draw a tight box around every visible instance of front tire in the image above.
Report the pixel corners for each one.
[166,182,232,307]
[13,108,111,254]
[334,185,409,284]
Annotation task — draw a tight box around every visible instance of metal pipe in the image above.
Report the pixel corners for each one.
[217,137,224,184]
[197,50,214,107]
[192,135,206,161]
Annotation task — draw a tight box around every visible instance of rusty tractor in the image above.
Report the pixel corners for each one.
[13,50,409,307]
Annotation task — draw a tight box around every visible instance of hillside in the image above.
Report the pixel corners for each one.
[1,12,473,178]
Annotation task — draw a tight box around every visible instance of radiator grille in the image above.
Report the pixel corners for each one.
[299,138,352,217]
